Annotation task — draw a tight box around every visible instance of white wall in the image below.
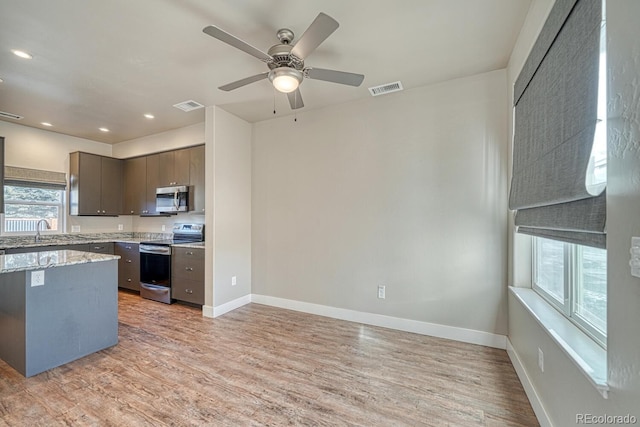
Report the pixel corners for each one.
[0,120,127,233]
[252,69,509,336]
[207,107,252,311]
[112,121,206,233]
[0,120,207,234]
[112,122,204,158]
[507,1,640,424]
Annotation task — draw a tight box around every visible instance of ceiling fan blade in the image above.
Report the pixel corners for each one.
[287,89,304,109]
[203,25,272,62]
[306,68,364,87]
[290,13,339,60]
[219,72,269,91]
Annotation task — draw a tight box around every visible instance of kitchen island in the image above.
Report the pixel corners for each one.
[0,250,119,377]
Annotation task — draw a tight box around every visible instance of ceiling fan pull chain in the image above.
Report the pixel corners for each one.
[294,92,298,122]
[273,89,276,114]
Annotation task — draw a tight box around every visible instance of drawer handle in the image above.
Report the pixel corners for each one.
[185,289,193,294]
[185,267,193,271]
[125,246,132,250]
[126,259,132,263]
[127,279,132,282]
[94,246,102,250]
[186,251,194,255]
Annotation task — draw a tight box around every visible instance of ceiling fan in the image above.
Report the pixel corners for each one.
[203,13,365,110]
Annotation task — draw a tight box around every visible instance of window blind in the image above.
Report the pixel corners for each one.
[4,166,67,190]
[509,0,605,249]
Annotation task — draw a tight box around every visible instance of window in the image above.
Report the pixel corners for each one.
[533,236,607,347]
[1,184,65,235]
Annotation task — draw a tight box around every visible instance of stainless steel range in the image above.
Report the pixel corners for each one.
[139,223,204,304]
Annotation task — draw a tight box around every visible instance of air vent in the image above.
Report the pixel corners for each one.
[368,81,403,97]
[172,100,205,112]
[0,111,23,120]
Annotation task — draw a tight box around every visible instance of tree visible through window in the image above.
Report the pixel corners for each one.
[2,185,64,234]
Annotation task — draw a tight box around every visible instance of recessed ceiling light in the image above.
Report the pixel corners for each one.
[99,127,109,132]
[12,49,33,59]
[144,113,155,119]
[41,122,53,127]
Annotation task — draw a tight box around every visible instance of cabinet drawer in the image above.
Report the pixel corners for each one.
[172,279,204,305]
[115,242,140,291]
[172,247,204,260]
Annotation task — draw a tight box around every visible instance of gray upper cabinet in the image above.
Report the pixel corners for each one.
[69,152,122,216]
[152,149,190,188]
[123,156,147,215]
[70,145,204,217]
[189,145,205,213]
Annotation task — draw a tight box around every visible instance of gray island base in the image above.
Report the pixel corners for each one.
[0,250,119,377]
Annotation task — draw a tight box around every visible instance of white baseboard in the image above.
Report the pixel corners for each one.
[212,294,252,318]
[250,294,507,349]
[202,305,214,318]
[506,339,552,427]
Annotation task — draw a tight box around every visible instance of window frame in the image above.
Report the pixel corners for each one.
[1,184,66,236]
[532,237,607,348]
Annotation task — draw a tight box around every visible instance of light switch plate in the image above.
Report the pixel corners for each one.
[31,270,45,287]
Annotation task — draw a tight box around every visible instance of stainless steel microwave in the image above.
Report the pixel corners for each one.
[156,185,189,213]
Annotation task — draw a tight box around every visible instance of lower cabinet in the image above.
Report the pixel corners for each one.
[73,242,114,254]
[114,242,140,291]
[171,247,204,305]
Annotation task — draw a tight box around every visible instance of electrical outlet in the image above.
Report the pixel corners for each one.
[538,348,544,372]
[71,225,81,233]
[378,285,386,299]
[31,270,45,287]
[118,224,124,231]
[231,276,237,286]
[161,225,166,231]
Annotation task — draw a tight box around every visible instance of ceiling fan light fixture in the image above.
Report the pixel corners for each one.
[269,67,302,93]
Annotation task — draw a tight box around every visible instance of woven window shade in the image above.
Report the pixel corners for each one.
[509,0,605,249]
[4,166,67,190]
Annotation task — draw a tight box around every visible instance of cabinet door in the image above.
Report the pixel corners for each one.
[70,152,102,215]
[174,148,191,186]
[145,153,161,214]
[101,157,123,215]
[115,242,140,291]
[171,247,204,305]
[155,151,175,188]
[123,157,147,215]
[189,145,205,214]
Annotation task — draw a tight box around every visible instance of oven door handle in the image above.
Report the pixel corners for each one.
[139,245,172,255]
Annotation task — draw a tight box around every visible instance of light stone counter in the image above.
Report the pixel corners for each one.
[0,250,120,274]
[171,241,205,249]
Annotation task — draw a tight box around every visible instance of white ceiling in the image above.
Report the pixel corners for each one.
[0,0,531,144]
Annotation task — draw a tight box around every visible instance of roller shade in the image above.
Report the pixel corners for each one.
[509,0,605,249]
[4,166,67,190]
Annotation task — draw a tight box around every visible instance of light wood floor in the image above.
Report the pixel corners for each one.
[0,291,538,426]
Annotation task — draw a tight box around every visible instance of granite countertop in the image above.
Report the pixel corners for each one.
[0,232,170,250]
[0,232,205,251]
[171,242,205,249]
[0,250,120,274]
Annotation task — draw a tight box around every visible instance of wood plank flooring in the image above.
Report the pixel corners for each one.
[0,291,538,426]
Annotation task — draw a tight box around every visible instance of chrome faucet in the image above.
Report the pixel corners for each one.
[35,219,51,243]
